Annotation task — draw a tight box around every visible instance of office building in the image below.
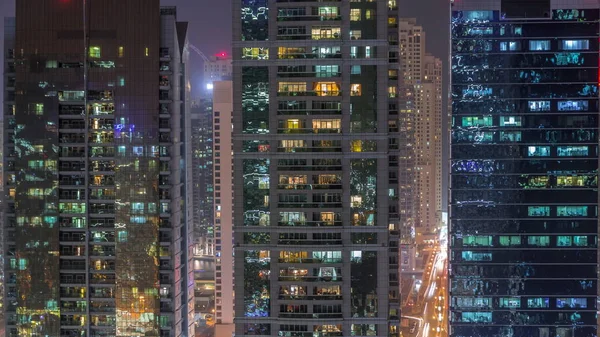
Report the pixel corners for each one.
[3,1,194,336]
[212,81,234,337]
[450,1,598,337]
[232,0,401,336]
[191,99,215,239]
[398,19,442,243]
[204,55,233,86]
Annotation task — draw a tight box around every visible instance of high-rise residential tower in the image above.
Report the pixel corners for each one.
[232,0,401,336]
[450,1,598,337]
[398,19,443,245]
[3,1,194,337]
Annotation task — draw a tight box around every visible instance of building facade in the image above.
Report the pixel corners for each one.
[398,19,443,243]
[212,81,235,337]
[450,1,599,337]
[191,99,215,239]
[3,1,193,337]
[232,0,401,336]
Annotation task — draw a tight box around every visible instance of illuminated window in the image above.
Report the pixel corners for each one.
[557,146,588,157]
[350,46,358,58]
[463,235,492,247]
[527,235,550,246]
[311,27,341,40]
[498,235,521,246]
[350,9,361,21]
[528,100,550,111]
[388,17,397,26]
[365,46,371,58]
[145,47,150,57]
[528,298,549,308]
[89,46,101,58]
[528,206,549,217]
[557,236,572,247]
[527,146,550,157]
[499,116,521,126]
[278,82,307,95]
[461,251,491,261]
[118,46,124,57]
[561,39,589,50]
[280,140,306,152]
[312,119,340,133]
[388,86,397,98]
[574,236,588,247]
[278,46,306,59]
[557,176,586,187]
[46,60,58,68]
[365,9,373,19]
[351,65,361,75]
[320,212,335,225]
[313,82,340,96]
[557,205,587,217]
[499,298,520,308]
[529,40,551,51]
[557,298,587,309]
[243,47,269,60]
[351,195,362,207]
[315,65,339,77]
[318,7,339,19]
[351,140,376,152]
[462,116,493,127]
[350,84,362,96]
[499,41,520,51]
[558,100,588,111]
[285,119,302,130]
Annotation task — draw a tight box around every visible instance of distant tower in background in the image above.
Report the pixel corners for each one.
[398,18,442,251]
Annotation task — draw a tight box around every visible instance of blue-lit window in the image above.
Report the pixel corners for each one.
[528,101,550,112]
[527,298,549,308]
[461,251,492,261]
[458,312,492,323]
[351,65,361,75]
[574,236,589,247]
[468,27,493,35]
[459,11,494,21]
[499,298,520,308]
[463,235,492,247]
[557,206,587,217]
[557,235,572,247]
[561,39,589,50]
[499,131,521,142]
[500,41,520,51]
[498,235,521,246]
[462,116,493,127]
[454,297,491,308]
[528,235,550,247]
[558,100,588,111]
[499,116,521,127]
[556,298,587,309]
[528,146,550,157]
[557,146,588,157]
[529,40,551,51]
[528,206,549,217]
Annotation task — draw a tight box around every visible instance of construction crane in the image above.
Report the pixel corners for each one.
[188,44,210,62]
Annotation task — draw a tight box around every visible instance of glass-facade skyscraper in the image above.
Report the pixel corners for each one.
[3,1,194,337]
[450,1,598,337]
[232,0,401,336]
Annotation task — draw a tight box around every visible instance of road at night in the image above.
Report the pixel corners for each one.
[403,244,448,337]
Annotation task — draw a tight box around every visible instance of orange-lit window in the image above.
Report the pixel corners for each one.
[313,82,340,96]
[351,84,362,96]
[118,46,124,58]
